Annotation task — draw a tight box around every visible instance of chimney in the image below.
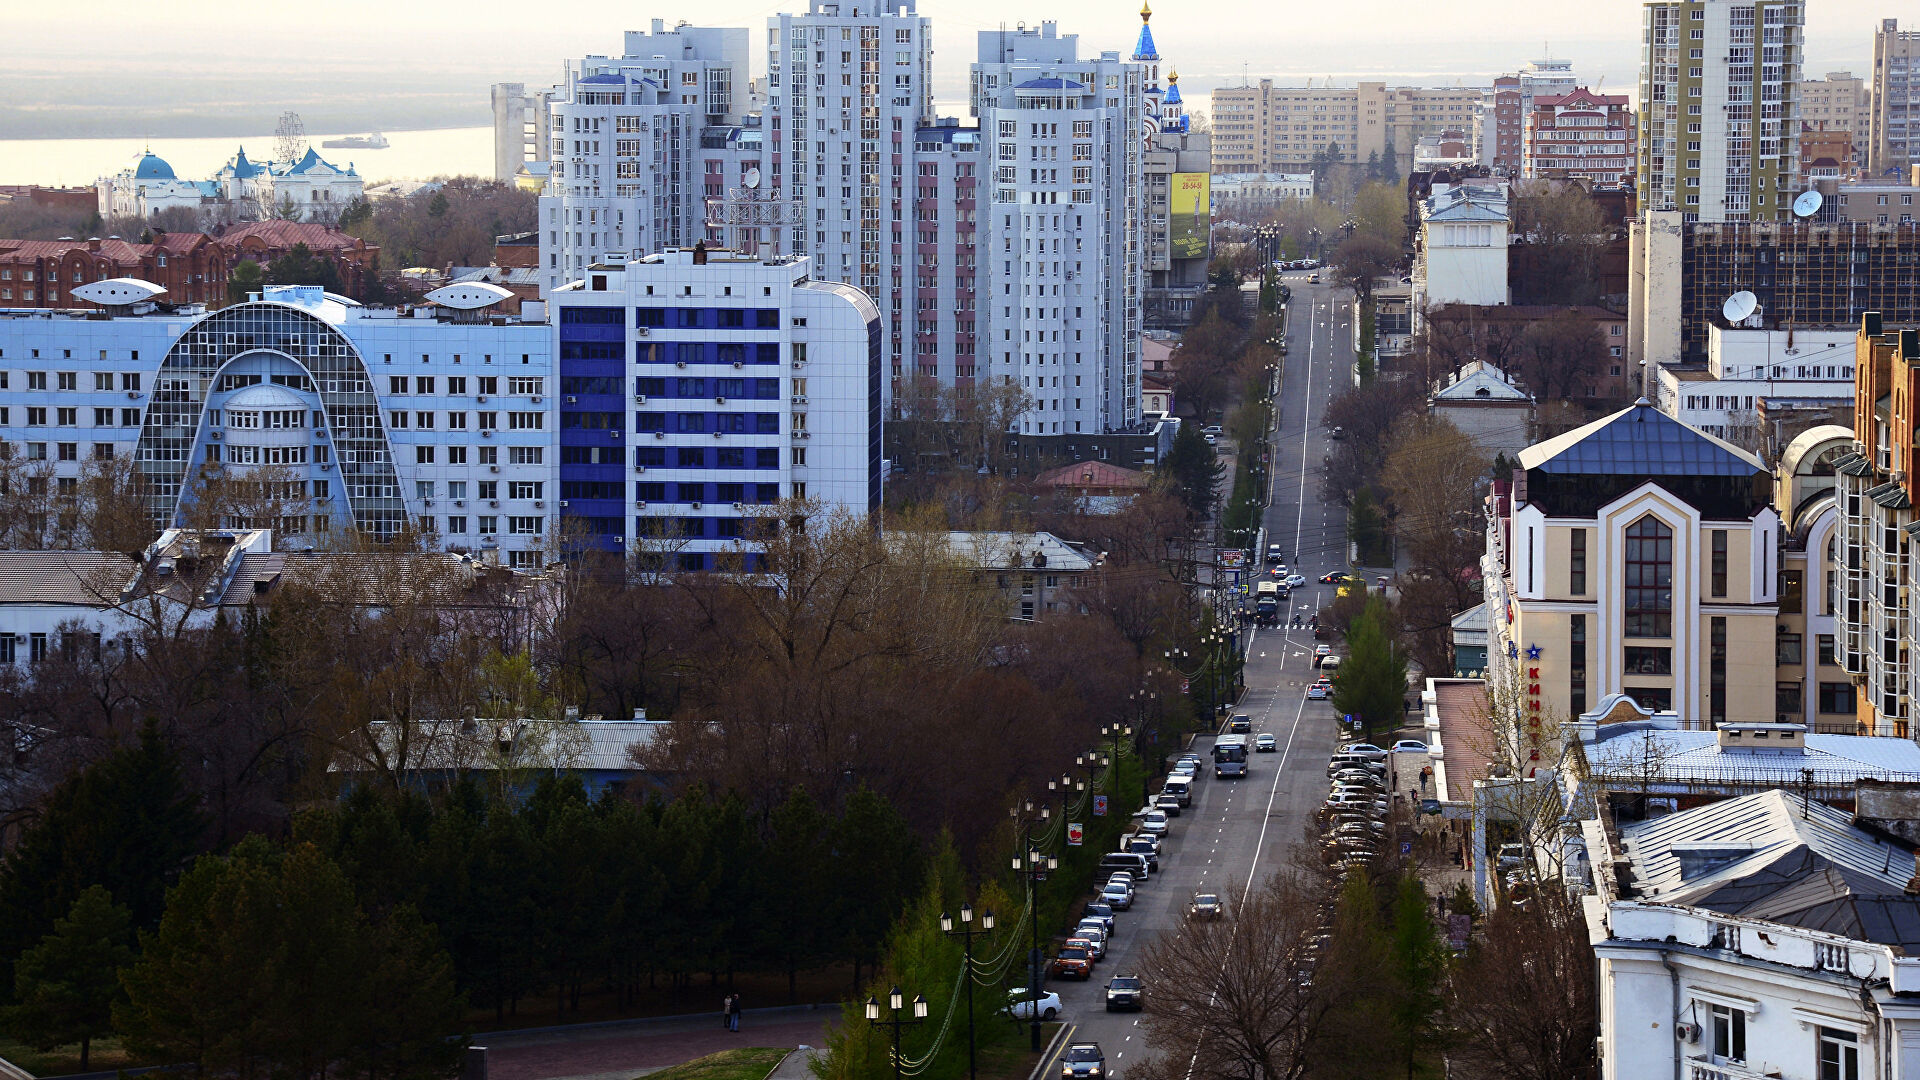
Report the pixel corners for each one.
[1864,310,1884,338]
[1907,849,1920,895]
[692,240,708,265]
[87,237,101,252]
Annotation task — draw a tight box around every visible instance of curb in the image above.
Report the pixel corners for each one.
[1025,1022,1075,1080]
[472,1003,841,1044]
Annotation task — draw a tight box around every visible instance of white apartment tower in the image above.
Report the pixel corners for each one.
[1637,0,1803,222]
[539,22,753,294]
[973,23,1146,436]
[766,0,933,388]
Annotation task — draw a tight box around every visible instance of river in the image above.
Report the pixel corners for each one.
[0,126,496,189]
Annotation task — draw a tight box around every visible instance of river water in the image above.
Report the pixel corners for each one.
[0,126,496,189]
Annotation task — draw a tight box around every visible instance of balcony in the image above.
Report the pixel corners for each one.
[1687,1060,1770,1080]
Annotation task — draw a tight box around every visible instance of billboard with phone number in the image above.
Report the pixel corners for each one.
[1169,172,1211,259]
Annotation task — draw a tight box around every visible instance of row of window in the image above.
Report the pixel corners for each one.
[2,407,140,427]
[415,480,542,500]
[389,411,544,430]
[0,371,142,391]
[411,445,544,465]
[427,515,544,536]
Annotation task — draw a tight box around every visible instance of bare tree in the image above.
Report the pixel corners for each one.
[1513,310,1608,403]
[1136,874,1341,1080]
[1444,893,1598,1080]
[1509,181,1609,307]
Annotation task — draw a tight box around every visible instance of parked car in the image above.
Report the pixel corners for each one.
[1124,836,1161,871]
[1051,944,1094,979]
[1140,810,1170,835]
[1391,739,1429,754]
[1189,892,1225,920]
[1255,732,1278,752]
[1100,881,1134,910]
[1061,1043,1106,1080]
[1007,988,1061,1021]
[1076,925,1107,961]
[1341,743,1388,761]
[1105,974,1146,1012]
[1201,424,1224,438]
[1081,902,1116,932]
[1154,792,1183,817]
[1497,844,1526,873]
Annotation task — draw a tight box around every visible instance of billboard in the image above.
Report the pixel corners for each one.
[1169,172,1211,260]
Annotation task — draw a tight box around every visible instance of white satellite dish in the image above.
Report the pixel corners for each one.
[1792,189,1823,218]
[1722,290,1759,324]
[743,167,762,190]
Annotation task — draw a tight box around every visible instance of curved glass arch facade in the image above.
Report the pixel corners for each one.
[134,302,405,538]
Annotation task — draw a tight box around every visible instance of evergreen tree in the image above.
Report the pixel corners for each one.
[1331,596,1409,744]
[226,258,265,304]
[1163,423,1222,518]
[1383,876,1447,1078]
[4,886,135,1070]
[264,243,343,294]
[0,728,203,999]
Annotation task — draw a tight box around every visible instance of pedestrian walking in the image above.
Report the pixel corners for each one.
[722,994,732,1029]
[728,993,742,1032]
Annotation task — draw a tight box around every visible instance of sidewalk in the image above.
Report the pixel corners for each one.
[480,1006,839,1080]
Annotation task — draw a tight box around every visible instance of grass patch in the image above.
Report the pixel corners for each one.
[642,1046,792,1080]
[0,1035,145,1077]
[974,1023,1062,1080]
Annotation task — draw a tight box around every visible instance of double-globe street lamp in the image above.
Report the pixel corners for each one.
[865,987,929,1080]
[940,905,995,1080]
[1011,845,1058,1051]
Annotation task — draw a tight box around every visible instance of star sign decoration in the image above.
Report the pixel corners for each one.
[1525,644,1542,661]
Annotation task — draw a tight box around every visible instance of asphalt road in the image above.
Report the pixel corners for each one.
[1028,275,1351,1080]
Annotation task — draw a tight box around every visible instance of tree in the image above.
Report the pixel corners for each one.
[4,886,135,1070]
[1514,309,1608,402]
[1135,874,1339,1080]
[263,242,343,294]
[1162,423,1221,518]
[1331,233,1401,303]
[226,259,264,304]
[1330,596,1408,744]
[1445,894,1597,1080]
[0,728,204,997]
[1381,876,1447,1079]
[1353,182,1406,248]
[1311,142,1345,191]
[1509,181,1608,306]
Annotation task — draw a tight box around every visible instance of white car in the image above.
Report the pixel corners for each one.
[1341,743,1388,761]
[1284,574,1307,588]
[1391,740,1429,754]
[1139,809,1170,835]
[1306,682,1331,700]
[1007,988,1062,1021]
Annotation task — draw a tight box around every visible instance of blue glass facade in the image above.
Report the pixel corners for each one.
[557,307,627,547]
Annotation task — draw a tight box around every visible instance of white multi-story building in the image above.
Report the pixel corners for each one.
[1654,325,1857,441]
[98,147,365,224]
[1411,180,1509,333]
[1870,20,1919,177]
[550,247,879,569]
[973,23,1145,436]
[1637,0,1803,222]
[0,282,555,564]
[766,0,933,380]
[493,82,558,183]
[539,22,753,294]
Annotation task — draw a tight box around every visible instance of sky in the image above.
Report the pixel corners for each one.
[0,0,1893,139]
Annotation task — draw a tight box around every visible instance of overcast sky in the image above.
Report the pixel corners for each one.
[4,0,1892,133]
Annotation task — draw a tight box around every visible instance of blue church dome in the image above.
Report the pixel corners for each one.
[130,151,175,181]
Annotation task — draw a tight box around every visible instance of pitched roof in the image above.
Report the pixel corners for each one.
[218,220,365,252]
[1034,460,1150,490]
[0,552,131,606]
[1585,726,1920,789]
[1433,361,1529,402]
[1517,399,1765,476]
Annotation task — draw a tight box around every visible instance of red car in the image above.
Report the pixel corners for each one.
[1050,941,1095,980]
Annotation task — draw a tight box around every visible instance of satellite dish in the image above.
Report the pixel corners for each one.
[1723,291,1759,324]
[743,167,762,189]
[1792,189,1823,218]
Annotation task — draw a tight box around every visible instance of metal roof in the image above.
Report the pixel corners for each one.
[1517,399,1766,476]
[1586,727,1920,789]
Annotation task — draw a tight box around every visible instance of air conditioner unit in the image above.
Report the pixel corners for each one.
[482,536,498,546]
[792,395,808,404]
[1675,1022,1702,1044]
[732,501,745,511]
[692,501,703,509]
[320,462,333,471]
[716,396,727,404]
[635,394,648,404]
[636,327,650,336]
[532,395,543,403]
[793,360,807,369]
[489,499,501,508]
[637,500,648,509]
[732,361,744,369]
[610,429,622,438]
[714,431,725,439]
[210,431,222,439]
[315,429,327,438]
[635,465,647,473]
[481,429,494,437]
[126,390,139,399]
[477,395,488,402]
[454,499,465,507]
[534,500,545,509]
[655,431,666,439]
[566,396,578,404]
[676,361,687,369]
[489,465,501,473]
[796,431,812,439]
[423,498,434,506]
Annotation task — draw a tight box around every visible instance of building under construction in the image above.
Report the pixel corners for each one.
[1630,209,1920,372]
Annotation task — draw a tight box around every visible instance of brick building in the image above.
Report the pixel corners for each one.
[0,234,229,308]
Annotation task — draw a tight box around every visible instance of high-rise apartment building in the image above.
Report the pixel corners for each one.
[1637,0,1803,223]
[1482,57,1579,174]
[538,23,753,295]
[1209,80,1482,175]
[973,23,1145,436]
[1871,19,1920,177]
[766,0,933,390]
[551,248,881,566]
[901,120,982,390]
[492,83,556,183]
[1799,70,1866,170]
[1524,88,1634,184]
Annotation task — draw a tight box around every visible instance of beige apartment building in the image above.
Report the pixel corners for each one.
[1871,19,1920,176]
[1799,70,1867,168]
[1210,79,1484,174]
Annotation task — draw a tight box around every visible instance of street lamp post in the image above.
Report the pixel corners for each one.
[865,987,929,1080]
[1074,751,1106,798]
[1098,722,1132,786]
[940,906,996,1080]
[1340,217,1357,244]
[1200,626,1232,720]
[1012,846,1059,1051]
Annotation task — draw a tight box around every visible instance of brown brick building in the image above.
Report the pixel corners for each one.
[0,224,379,310]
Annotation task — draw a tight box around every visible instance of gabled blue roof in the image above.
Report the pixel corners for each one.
[1518,400,1764,477]
[1016,77,1084,90]
[131,151,175,181]
[229,146,266,179]
[283,148,330,175]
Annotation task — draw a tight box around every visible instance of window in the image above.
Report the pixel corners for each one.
[1624,516,1673,637]
[1778,681,1803,717]
[1709,1003,1746,1063]
[1624,646,1672,675]
[508,377,543,395]
[1569,530,1586,595]
[509,516,543,534]
[1819,1027,1859,1080]
[508,481,543,499]
[1777,632,1803,666]
[1780,569,1804,614]
[1818,634,1837,666]
[1711,529,1728,597]
[1711,617,1727,727]
[57,372,76,391]
[416,446,436,464]
[1819,682,1857,714]
[508,412,543,430]
[445,516,468,534]
[509,446,543,465]
[1570,614,1587,715]
[478,516,498,535]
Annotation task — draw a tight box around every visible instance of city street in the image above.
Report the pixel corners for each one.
[1028,275,1351,1078]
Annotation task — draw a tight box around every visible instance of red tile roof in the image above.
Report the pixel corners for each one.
[219,220,365,252]
[1034,460,1151,490]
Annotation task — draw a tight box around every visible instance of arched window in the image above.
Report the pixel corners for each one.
[1625,516,1674,637]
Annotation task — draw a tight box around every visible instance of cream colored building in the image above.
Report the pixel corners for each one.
[1484,402,1780,767]
[1799,70,1867,169]
[1209,79,1484,175]
[1871,19,1920,177]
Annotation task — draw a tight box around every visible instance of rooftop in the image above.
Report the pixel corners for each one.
[1517,399,1765,477]
[1033,460,1150,490]
[939,531,1095,573]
